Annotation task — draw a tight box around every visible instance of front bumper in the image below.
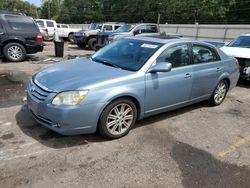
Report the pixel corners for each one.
[26,81,105,135]
[236,58,250,80]
[74,35,88,44]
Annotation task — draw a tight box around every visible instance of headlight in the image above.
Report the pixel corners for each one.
[83,32,89,37]
[52,90,88,105]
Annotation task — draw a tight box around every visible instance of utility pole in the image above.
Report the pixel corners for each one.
[157,13,161,24]
[48,0,51,19]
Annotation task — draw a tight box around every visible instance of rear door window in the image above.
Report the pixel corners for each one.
[192,44,220,64]
[46,21,55,28]
[5,15,38,32]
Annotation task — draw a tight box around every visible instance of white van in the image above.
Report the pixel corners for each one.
[35,19,57,40]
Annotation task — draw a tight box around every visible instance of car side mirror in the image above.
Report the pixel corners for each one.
[148,63,172,73]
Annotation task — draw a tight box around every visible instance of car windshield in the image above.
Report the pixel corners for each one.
[115,24,135,32]
[89,23,101,30]
[92,39,162,71]
[228,36,250,48]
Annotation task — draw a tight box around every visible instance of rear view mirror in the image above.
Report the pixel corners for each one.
[149,63,172,73]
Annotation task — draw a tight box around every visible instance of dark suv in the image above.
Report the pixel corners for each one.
[0,11,44,62]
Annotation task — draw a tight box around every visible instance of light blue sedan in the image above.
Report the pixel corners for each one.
[27,37,240,139]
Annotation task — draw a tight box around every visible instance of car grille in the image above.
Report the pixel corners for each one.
[97,35,108,46]
[31,110,53,126]
[29,80,52,102]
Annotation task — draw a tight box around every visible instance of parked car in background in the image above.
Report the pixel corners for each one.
[74,22,123,50]
[36,22,49,40]
[96,23,160,49]
[27,37,239,139]
[57,23,81,43]
[0,11,44,62]
[35,19,57,40]
[221,34,250,81]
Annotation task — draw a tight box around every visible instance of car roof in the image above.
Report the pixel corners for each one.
[127,36,193,44]
[241,33,250,36]
[36,19,56,22]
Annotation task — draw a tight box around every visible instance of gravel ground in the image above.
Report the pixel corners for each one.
[0,42,250,188]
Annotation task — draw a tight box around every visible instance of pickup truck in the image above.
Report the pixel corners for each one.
[74,22,123,50]
[57,23,81,42]
[96,23,160,49]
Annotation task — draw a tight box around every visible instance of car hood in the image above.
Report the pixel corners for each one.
[220,46,250,59]
[33,57,132,92]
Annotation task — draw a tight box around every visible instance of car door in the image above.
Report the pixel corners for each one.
[0,22,6,46]
[145,43,193,113]
[190,43,223,99]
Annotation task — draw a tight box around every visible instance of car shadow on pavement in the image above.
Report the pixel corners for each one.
[171,141,250,188]
[237,80,250,89]
[15,102,208,149]
[15,105,107,149]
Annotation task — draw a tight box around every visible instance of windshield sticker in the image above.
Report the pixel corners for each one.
[141,44,158,49]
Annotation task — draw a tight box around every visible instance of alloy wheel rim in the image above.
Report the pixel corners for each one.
[106,103,134,135]
[8,46,22,60]
[214,82,227,104]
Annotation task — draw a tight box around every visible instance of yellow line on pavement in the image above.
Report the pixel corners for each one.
[218,134,250,158]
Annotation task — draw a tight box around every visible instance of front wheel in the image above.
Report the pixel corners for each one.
[88,38,97,50]
[209,80,228,106]
[3,43,26,62]
[98,98,137,139]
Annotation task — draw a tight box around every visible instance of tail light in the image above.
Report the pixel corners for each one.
[36,33,43,42]
[42,28,48,33]
[235,59,240,68]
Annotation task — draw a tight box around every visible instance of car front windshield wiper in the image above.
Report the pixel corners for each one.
[91,57,121,69]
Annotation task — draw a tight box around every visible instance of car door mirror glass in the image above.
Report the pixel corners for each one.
[149,63,172,73]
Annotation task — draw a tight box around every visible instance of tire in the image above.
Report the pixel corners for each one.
[77,42,86,48]
[209,80,228,106]
[98,98,137,139]
[3,43,26,62]
[88,38,97,50]
[68,33,74,43]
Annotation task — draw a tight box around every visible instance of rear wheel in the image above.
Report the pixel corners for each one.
[98,98,137,139]
[88,38,97,50]
[209,80,228,106]
[3,43,26,62]
[68,33,74,43]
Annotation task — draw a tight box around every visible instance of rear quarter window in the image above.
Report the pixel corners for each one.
[36,20,44,27]
[192,44,221,64]
[5,15,38,32]
[46,21,55,27]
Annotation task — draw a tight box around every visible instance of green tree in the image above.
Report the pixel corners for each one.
[0,0,40,18]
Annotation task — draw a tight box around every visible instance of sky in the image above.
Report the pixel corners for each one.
[27,0,42,7]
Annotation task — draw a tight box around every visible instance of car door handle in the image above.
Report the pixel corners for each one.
[184,73,192,79]
[216,67,222,72]
[0,32,4,35]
